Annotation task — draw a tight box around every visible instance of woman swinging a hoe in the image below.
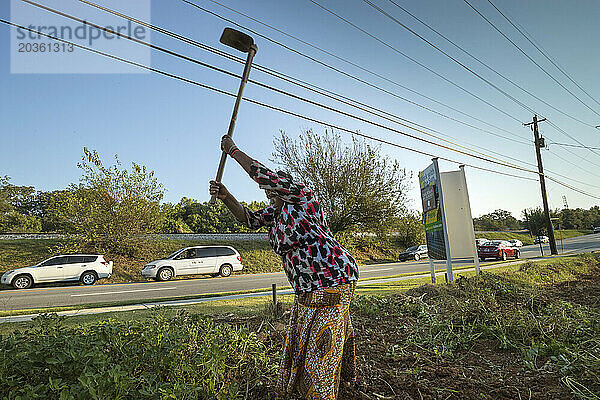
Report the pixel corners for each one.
[209,135,359,400]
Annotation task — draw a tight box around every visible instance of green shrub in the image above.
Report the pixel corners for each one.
[0,311,279,399]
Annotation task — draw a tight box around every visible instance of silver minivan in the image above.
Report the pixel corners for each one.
[141,246,244,281]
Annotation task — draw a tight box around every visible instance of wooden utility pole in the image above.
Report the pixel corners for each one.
[525,115,558,255]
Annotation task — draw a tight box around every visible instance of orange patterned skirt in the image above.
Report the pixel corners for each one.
[277,283,357,399]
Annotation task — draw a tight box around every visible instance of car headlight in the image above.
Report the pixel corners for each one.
[5,270,14,275]
[145,265,157,269]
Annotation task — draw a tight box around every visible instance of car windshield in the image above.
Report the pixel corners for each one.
[486,241,503,246]
[406,246,418,252]
[166,249,185,259]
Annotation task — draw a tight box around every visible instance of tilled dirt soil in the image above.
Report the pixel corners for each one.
[222,260,600,400]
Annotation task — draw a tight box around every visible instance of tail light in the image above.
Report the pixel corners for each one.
[101,261,109,266]
[237,255,241,262]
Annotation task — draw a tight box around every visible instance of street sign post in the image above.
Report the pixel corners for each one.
[419,160,479,283]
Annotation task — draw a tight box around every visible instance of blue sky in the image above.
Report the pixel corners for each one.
[1,0,599,218]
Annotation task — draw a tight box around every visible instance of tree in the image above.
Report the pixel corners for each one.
[159,197,269,233]
[37,190,78,233]
[559,206,600,230]
[160,202,193,233]
[0,176,42,233]
[272,129,411,234]
[473,209,521,231]
[390,210,425,248]
[522,207,557,236]
[67,148,164,255]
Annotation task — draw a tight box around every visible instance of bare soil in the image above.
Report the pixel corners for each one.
[222,258,600,400]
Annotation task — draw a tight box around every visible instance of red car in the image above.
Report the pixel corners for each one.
[478,240,519,261]
[475,238,488,248]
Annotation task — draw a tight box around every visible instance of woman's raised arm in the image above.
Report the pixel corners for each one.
[221,135,309,204]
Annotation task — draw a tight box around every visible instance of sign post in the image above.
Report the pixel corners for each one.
[459,165,480,275]
[420,160,480,283]
[419,159,452,282]
[433,159,453,282]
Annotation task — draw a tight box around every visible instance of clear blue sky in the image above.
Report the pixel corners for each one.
[1,0,599,218]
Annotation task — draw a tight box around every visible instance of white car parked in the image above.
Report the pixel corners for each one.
[142,246,243,281]
[508,239,523,247]
[1,255,113,289]
[534,235,550,244]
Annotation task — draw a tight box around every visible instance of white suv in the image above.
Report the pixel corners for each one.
[1,255,113,289]
[142,246,243,281]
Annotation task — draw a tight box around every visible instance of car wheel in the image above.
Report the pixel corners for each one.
[514,251,520,259]
[501,252,507,261]
[157,267,174,281]
[12,274,33,289]
[219,264,233,277]
[414,253,420,261]
[80,271,98,285]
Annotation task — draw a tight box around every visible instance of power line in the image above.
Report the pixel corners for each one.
[181,0,530,144]
[5,19,600,201]
[548,142,600,151]
[545,175,600,200]
[376,0,600,166]
[461,0,600,120]
[187,0,600,182]
[382,0,600,130]
[362,0,537,116]
[544,120,600,161]
[486,0,600,111]
[461,0,600,161]
[381,0,600,164]
[314,0,600,175]
[79,0,540,170]
[0,18,539,184]
[19,1,597,193]
[545,149,600,185]
[306,0,526,124]
[367,0,600,185]
[20,0,537,174]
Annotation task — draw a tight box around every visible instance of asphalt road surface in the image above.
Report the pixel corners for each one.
[1,234,598,312]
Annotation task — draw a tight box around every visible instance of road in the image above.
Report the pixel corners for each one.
[0,234,598,312]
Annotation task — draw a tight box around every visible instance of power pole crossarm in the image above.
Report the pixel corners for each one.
[524,115,558,255]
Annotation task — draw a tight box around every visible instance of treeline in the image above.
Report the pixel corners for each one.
[0,177,267,235]
[3,178,599,239]
[160,198,268,234]
[1,130,432,258]
[474,207,600,234]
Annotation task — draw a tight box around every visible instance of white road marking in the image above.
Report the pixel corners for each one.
[362,268,395,272]
[71,287,178,297]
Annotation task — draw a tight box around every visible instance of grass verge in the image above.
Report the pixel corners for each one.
[477,229,591,245]
[0,257,518,318]
[1,253,599,399]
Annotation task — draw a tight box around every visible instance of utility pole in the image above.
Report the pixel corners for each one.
[525,115,558,255]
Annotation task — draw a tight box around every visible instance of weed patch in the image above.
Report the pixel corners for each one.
[0,310,280,399]
[345,253,600,399]
[1,253,598,399]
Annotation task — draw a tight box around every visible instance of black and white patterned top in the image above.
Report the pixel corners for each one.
[243,160,359,293]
